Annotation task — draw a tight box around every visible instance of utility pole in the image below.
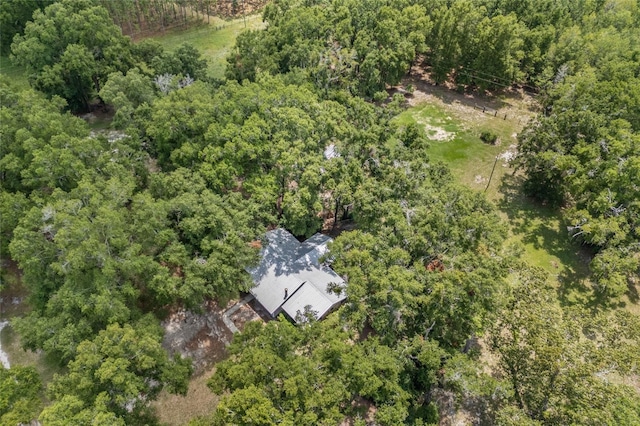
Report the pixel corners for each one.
[484,155,499,193]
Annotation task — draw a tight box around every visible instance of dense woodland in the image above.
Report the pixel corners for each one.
[1,0,639,425]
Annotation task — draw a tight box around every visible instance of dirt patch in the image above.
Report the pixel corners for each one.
[78,104,114,125]
[156,297,268,422]
[89,129,127,142]
[229,299,270,332]
[162,301,234,374]
[340,396,377,426]
[162,298,267,374]
[497,144,518,166]
[152,366,220,425]
[431,388,458,426]
[474,175,487,184]
[432,387,497,426]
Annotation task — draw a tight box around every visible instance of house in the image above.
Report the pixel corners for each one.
[247,228,346,322]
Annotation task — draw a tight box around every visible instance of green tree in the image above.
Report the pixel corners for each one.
[44,319,191,423]
[35,43,96,112]
[227,0,429,97]
[173,43,208,80]
[328,231,422,343]
[490,265,640,424]
[515,66,640,301]
[0,82,89,193]
[0,0,55,55]
[39,395,126,426]
[0,365,43,425]
[145,75,382,237]
[150,43,209,81]
[10,0,135,111]
[9,168,193,360]
[225,30,279,82]
[99,68,156,129]
[0,191,31,257]
[209,317,425,425]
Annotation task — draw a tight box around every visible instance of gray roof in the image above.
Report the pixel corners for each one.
[247,229,346,321]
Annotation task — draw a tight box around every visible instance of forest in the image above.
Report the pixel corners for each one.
[0,0,639,425]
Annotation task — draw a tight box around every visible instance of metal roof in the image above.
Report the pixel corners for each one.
[247,229,346,320]
[281,281,334,321]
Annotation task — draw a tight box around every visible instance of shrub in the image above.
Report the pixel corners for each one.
[373,91,388,102]
[480,130,498,145]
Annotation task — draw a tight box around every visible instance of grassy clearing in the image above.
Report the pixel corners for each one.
[152,367,220,425]
[396,83,599,307]
[394,103,509,191]
[0,55,29,90]
[149,14,264,79]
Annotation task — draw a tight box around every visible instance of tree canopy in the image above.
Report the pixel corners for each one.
[514,5,640,300]
[0,0,55,55]
[10,0,135,111]
[43,319,191,424]
[490,265,640,424]
[0,365,43,425]
[2,0,640,424]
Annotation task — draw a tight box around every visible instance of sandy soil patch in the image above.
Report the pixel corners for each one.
[157,298,268,423]
[162,301,233,374]
[162,297,267,374]
[474,175,487,184]
[152,366,220,425]
[497,144,518,166]
[340,396,377,426]
[424,123,455,141]
[0,321,10,368]
[229,299,270,332]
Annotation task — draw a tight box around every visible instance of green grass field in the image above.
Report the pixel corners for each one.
[395,103,507,190]
[150,14,264,79]
[397,89,598,307]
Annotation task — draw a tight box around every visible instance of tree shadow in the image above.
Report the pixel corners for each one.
[402,66,513,111]
[627,280,639,304]
[496,174,603,308]
[555,267,609,312]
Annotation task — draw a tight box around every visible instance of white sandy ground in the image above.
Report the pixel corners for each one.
[424,123,455,141]
[497,144,518,166]
[0,320,10,368]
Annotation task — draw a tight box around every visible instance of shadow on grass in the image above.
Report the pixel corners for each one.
[496,174,605,308]
[407,75,510,111]
[497,173,640,312]
[1,322,64,383]
[627,281,639,304]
